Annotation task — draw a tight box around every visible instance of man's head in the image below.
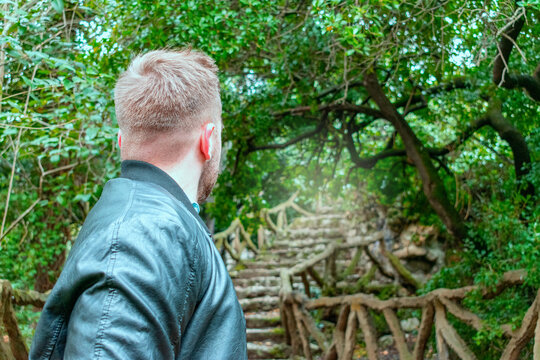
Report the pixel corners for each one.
[115,49,222,203]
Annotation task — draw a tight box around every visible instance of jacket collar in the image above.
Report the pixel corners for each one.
[120,160,211,235]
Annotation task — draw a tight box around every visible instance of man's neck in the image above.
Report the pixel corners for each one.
[162,160,202,204]
[130,151,202,204]
[120,142,203,204]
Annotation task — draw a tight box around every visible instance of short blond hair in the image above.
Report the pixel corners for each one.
[114,49,221,136]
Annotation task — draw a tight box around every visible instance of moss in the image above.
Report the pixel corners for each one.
[234,263,246,271]
[268,345,286,358]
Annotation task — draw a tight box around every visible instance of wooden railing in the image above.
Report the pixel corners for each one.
[0,280,48,360]
[214,191,313,262]
[278,233,538,360]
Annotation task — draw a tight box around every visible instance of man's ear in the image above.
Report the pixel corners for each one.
[200,123,216,161]
[117,130,122,148]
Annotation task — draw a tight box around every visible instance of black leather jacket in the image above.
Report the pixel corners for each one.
[30,160,247,359]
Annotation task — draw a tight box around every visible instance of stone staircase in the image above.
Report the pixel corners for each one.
[229,209,354,359]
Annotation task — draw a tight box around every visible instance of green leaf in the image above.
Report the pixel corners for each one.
[51,0,64,13]
[74,194,92,202]
[85,127,99,141]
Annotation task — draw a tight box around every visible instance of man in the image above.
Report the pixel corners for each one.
[30,49,247,359]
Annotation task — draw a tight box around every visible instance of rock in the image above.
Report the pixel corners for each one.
[400,317,420,332]
[378,334,394,348]
[399,224,438,247]
[427,246,445,272]
[404,258,434,273]
[394,244,427,259]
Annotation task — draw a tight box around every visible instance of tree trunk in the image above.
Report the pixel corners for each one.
[364,71,467,239]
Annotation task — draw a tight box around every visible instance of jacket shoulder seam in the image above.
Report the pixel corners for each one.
[175,223,201,345]
[36,313,65,360]
[93,181,137,359]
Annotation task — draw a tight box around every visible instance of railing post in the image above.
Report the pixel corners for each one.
[500,289,540,360]
[413,303,434,360]
[324,304,350,360]
[277,210,285,230]
[301,271,311,298]
[355,304,378,360]
[433,299,477,360]
[342,308,358,360]
[339,246,363,282]
[292,301,312,360]
[0,280,28,360]
[534,295,540,360]
[307,266,325,289]
[233,227,241,255]
[323,253,337,295]
[383,307,412,360]
[257,224,265,249]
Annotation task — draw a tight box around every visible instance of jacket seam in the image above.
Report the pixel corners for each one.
[174,204,213,303]
[177,228,200,341]
[39,313,64,360]
[93,181,136,359]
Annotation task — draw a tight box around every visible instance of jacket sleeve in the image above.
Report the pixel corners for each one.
[63,217,201,360]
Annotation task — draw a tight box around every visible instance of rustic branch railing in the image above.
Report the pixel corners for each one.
[0,280,48,360]
[214,191,314,262]
[279,232,536,360]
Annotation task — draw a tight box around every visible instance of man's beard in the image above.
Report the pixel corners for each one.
[196,153,220,203]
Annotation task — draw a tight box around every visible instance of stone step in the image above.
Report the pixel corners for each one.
[248,253,291,264]
[230,268,281,279]
[247,327,286,342]
[240,295,279,312]
[271,238,331,250]
[233,276,281,288]
[232,264,363,284]
[247,342,289,359]
[286,227,344,239]
[271,249,327,260]
[270,247,323,257]
[234,258,362,284]
[235,285,280,299]
[245,311,282,328]
[288,222,350,232]
[242,259,298,269]
[269,247,361,261]
[293,213,344,222]
[290,214,350,229]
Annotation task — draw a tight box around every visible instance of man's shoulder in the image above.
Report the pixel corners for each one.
[80,177,207,249]
[93,177,195,225]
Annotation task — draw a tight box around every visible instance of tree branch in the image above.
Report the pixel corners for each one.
[485,99,534,197]
[342,110,493,173]
[493,11,540,101]
[1,129,22,239]
[316,79,364,100]
[428,116,490,157]
[394,77,470,110]
[428,99,534,197]
[0,198,40,243]
[273,79,471,135]
[273,102,384,119]
[248,121,326,152]
[286,78,472,129]
[344,130,407,170]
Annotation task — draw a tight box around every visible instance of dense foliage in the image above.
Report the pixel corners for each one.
[1,0,538,355]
